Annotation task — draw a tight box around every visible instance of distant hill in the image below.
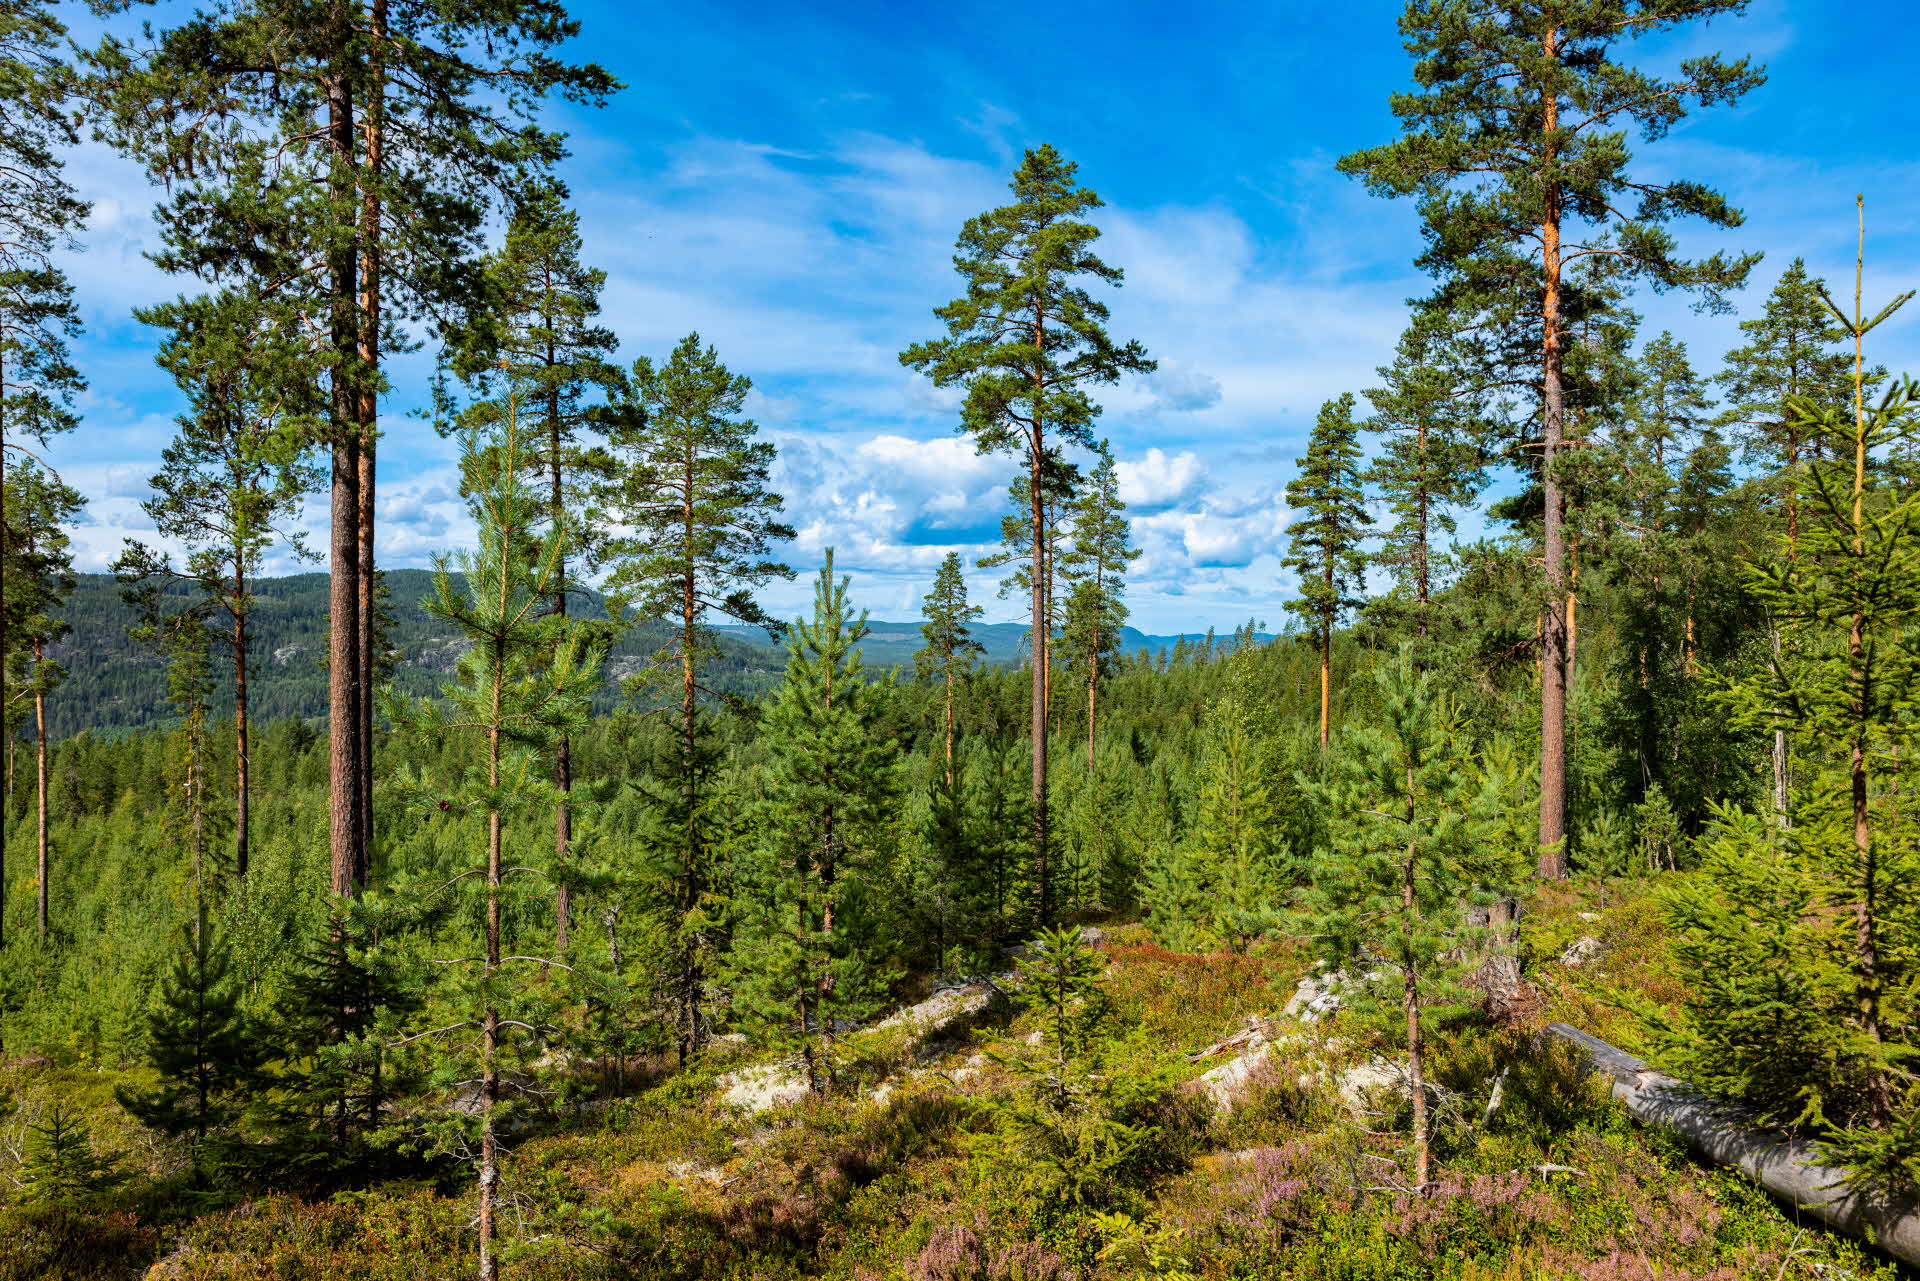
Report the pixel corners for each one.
[39,572,1267,739]
[40,571,788,740]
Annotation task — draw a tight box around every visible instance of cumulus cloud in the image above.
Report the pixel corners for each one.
[1115,447,1208,510]
[1146,362,1223,412]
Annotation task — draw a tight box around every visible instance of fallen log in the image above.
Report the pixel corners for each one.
[1542,1022,1920,1268]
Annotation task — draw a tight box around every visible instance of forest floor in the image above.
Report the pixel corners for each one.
[1,876,1907,1281]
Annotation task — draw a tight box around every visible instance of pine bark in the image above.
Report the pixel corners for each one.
[325,67,363,903]
[550,334,572,951]
[34,641,48,940]
[233,550,250,879]
[1536,34,1571,879]
[1029,439,1051,927]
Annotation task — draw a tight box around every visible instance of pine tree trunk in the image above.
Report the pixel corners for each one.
[326,68,363,904]
[1415,421,1431,642]
[1029,441,1051,927]
[943,666,955,789]
[353,0,386,894]
[551,372,571,951]
[233,553,250,880]
[34,643,48,941]
[1536,38,1570,880]
[679,451,703,1058]
[1087,654,1097,771]
[479,582,505,1281]
[1318,628,1331,751]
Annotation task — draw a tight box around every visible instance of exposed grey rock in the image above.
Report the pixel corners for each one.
[1559,936,1605,967]
[271,643,307,667]
[875,978,1007,1049]
[1283,968,1386,1023]
[1194,1041,1273,1114]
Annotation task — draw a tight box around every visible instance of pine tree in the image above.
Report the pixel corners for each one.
[1339,0,1762,877]
[1628,332,1715,542]
[443,186,624,950]
[383,381,606,1281]
[597,333,792,1058]
[0,1,88,854]
[1364,322,1489,641]
[734,552,901,1092]
[902,145,1154,927]
[1188,667,1286,953]
[915,551,985,788]
[1665,204,1920,1192]
[255,902,415,1186]
[1718,259,1855,553]
[88,0,618,904]
[113,290,320,881]
[1284,394,1369,750]
[116,921,263,1178]
[1298,648,1525,1189]
[1060,444,1139,769]
[1,458,79,941]
[18,1103,126,1206]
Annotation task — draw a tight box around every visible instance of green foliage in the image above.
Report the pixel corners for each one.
[980,926,1169,1216]
[18,1102,126,1206]
[731,553,902,1089]
[899,144,1154,465]
[115,922,262,1173]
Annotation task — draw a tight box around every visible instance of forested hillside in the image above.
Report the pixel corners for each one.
[42,571,1260,739]
[3,0,1918,1279]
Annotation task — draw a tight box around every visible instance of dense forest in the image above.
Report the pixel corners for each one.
[2,0,1917,1279]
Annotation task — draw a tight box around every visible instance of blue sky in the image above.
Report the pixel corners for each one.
[45,0,1920,632]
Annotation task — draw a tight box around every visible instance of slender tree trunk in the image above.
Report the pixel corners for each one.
[943,666,955,788]
[1843,219,1886,1118]
[1536,38,1570,880]
[1415,421,1431,643]
[678,453,703,1058]
[549,329,572,949]
[34,641,48,940]
[479,767,502,1281]
[233,550,250,880]
[326,68,363,904]
[1318,627,1331,751]
[1086,653,1097,771]
[1029,439,1050,926]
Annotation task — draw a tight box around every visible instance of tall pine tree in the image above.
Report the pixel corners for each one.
[1339,0,1762,876]
[902,145,1154,925]
[1060,443,1139,768]
[597,333,792,1057]
[383,381,605,1281]
[1283,393,1369,750]
[915,551,985,788]
[89,0,618,902]
[113,290,320,881]
[443,185,624,950]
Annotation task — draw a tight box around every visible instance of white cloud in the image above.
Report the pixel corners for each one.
[1115,448,1208,510]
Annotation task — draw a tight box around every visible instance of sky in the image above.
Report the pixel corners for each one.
[42,0,1920,633]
